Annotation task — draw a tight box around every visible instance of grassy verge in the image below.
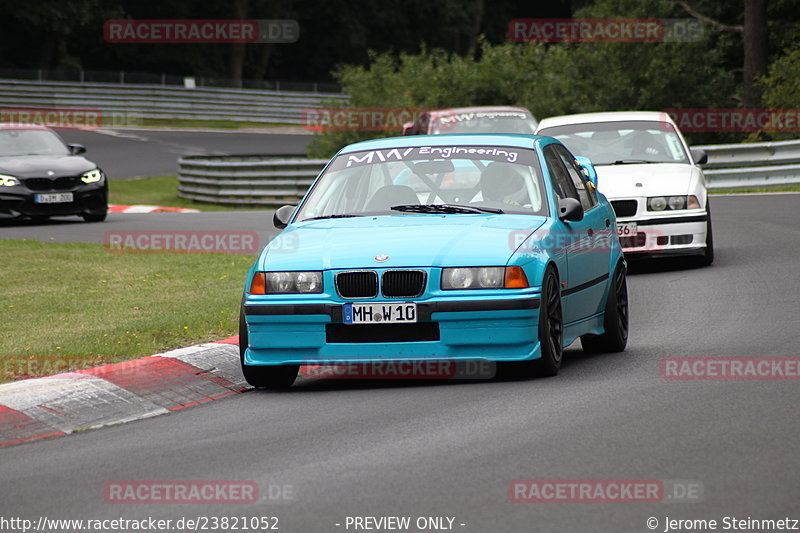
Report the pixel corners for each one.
[136,118,303,130]
[710,185,800,194]
[0,240,255,382]
[108,175,261,211]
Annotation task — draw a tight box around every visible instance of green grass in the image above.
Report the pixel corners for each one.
[108,175,260,211]
[0,240,254,382]
[136,118,301,130]
[710,185,800,194]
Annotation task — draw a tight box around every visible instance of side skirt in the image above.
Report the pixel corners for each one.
[563,312,605,347]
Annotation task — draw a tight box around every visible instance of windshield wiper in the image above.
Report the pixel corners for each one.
[391,204,503,214]
[302,214,361,221]
[609,159,660,165]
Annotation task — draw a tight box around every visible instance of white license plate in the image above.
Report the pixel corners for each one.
[616,222,637,237]
[35,193,73,204]
[343,302,417,324]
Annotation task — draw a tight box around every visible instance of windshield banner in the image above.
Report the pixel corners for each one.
[329,146,537,171]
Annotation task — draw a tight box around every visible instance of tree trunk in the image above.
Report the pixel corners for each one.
[743,0,768,106]
[229,0,250,85]
[467,0,484,57]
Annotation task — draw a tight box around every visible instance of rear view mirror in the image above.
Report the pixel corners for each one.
[273,205,296,229]
[558,197,584,222]
[690,148,708,165]
[575,156,598,187]
[67,143,86,155]
[413,160,455,175]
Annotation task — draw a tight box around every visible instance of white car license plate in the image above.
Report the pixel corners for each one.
[35,192,73,204]
[616,222,637,237]
[343,302,417,324]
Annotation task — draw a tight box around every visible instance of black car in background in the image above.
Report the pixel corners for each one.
[0,124,108,222]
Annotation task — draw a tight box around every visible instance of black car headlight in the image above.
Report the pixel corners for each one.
[647,195,700,211]
[249,271,323,294]
[0,174,20,187]
[81,169,104,184]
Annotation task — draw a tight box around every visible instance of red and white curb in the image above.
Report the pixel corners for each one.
[109,204,200,213]
[0,338,243,448]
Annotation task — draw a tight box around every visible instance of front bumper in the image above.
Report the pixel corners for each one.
[0,182,107,218]
[617,212,708,257]
[243,295,542,365]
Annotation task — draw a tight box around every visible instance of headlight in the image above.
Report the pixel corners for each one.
[248,271,323,294]
[442,266,528,290]
[80,169,104,183]
[648,196,667,211]
[668,196,686,210]
[0,174,20,187]
[648,195,700,211]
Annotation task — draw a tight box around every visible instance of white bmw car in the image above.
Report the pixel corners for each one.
[536,111,713,265]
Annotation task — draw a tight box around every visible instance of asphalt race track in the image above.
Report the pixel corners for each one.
[0,210,281,247]
[54,128,312,178]
[1,194,799,532]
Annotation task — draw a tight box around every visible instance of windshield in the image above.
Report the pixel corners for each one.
[431,111,538,134]
[537,120,689,165]
[295,145,547,221]
[0,130,70,157]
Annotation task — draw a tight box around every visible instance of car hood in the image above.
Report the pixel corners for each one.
[260,214,547,270]
[595,163,694,199]
[0,155,97,178]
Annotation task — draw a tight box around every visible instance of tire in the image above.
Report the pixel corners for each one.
[698,215,714,266]
[495,266,563,379]
[581,262,629,353]
[82,210,107,223]
[533,266,565,376]
[239,308,298,389]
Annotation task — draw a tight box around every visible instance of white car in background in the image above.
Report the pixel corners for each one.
[536,111,713,265]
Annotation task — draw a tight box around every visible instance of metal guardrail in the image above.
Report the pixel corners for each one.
[0,79,347,124]
[0,68,341,93]
[178,140,800,206]
[178,155,327,207]
[698,139,800,189]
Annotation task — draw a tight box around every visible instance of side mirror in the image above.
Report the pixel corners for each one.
[273,205,296,229]
[67,143,86,155]
[690,148,708,165]
[402,122,414,136]
[575,156,598,187]
[558,197,584,222]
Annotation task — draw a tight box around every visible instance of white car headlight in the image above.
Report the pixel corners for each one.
[648,197,667,211]
[442,267,528,290]
[0,174,20,187]
[668,196,686,210]
[248,271,324,294]
[81,169,104,183]
[648,195,701,211]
